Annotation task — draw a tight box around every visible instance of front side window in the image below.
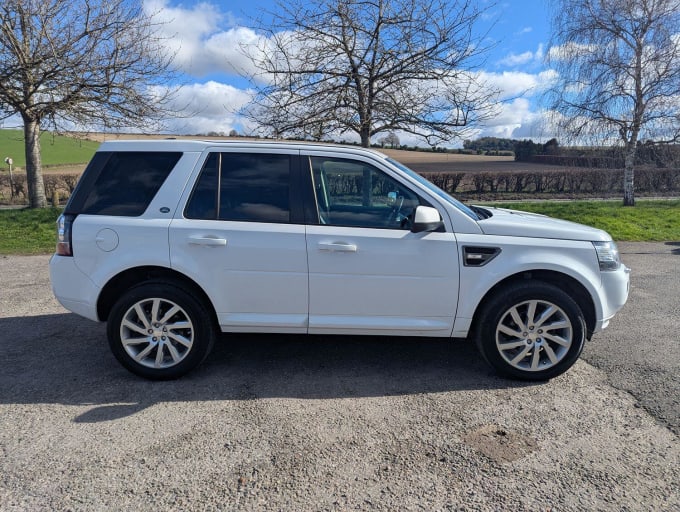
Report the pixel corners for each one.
[310,156,423,229]
[185,152,291,223]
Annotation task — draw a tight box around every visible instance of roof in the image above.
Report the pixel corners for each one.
[97,139,390,161]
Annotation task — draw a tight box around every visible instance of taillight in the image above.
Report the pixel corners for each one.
[56,214,74,256]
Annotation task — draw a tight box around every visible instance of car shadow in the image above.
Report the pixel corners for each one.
[0,313,539,422]
[665,241,680,255]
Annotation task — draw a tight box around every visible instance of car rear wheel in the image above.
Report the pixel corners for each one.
[475,282,586,380]
[107,282,216,380]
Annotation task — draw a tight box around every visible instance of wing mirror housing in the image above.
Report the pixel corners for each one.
[411,205,444,233]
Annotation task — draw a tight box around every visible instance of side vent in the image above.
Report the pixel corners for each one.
[463,246,501,267]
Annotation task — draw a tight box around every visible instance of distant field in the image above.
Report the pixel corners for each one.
[0,129,99,169]
[3,131,533,175]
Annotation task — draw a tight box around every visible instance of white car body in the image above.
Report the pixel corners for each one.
[49,140,630,380]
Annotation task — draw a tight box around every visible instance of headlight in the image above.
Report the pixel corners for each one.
[593,241,621,271]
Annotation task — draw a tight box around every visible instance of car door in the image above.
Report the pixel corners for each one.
[169,150,308,333]
[304,153,459,336]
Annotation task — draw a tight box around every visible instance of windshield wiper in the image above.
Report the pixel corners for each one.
[469,205,493,220]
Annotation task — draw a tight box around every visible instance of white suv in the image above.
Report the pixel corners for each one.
[50,140,630,380]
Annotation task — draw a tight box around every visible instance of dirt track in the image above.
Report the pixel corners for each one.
[0,248,678,511]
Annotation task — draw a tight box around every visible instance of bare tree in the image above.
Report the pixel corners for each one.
[379,132,400,148]
[0,0,176,208]
[547,0,680,206]
[243,0,498,148]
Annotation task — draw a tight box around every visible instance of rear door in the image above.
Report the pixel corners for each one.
[169,149,308,333]
[303,153,459,336]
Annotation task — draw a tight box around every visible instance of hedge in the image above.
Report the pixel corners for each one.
[0,173,80,204]
[422,167,680,196]
[1,166,679,205]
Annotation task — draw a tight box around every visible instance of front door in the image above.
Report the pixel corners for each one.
[304,154,459,336]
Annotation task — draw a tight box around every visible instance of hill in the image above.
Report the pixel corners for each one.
[0,129,99,168]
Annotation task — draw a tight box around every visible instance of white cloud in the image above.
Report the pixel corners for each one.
[547,42,597,61]
[159,81,253,135]
[477,69,557,101]
[144,0,264,77]
[497,44,544,68]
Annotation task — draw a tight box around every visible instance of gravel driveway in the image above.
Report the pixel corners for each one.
[0,247,678,511]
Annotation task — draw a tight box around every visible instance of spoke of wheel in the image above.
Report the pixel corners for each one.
[511,345,531,365]
[544,333,571,347]
[498,340,526,351]
[155,343,165,367]
[123,337,149,346]
[134,304,151,329]
[530,347,541,370]
[526,301,538,327]
[509,307,526,331]
[168,332,192,348]
[151,299,161,325]
[498,324,523,338]
[165,342,182,363]
[123,320,149,336]
[158,305,180,325]
[534,305,557,328]
[134,343,155,362]
[542,319,570,332]
[543,343,559,365]
[166,320,191,331]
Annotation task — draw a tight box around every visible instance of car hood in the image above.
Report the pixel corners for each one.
[477,207,611,242]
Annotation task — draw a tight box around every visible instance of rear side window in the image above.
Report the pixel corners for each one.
[77,152,181,216]
[185,152,291,223]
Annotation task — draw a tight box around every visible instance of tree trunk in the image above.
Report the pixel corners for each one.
[23,118,47,208]
[360,126,371,148]
[623,144,635,207]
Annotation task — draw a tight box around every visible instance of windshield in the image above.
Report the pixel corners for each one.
[386,158,479,220]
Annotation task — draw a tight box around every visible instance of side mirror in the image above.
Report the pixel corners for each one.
[411,205,444,233]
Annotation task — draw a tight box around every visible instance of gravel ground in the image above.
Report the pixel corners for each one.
[0,251,678,511]
[583,242,680,436]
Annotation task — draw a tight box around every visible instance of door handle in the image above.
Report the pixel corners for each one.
[318,242,357,253]
[188,236,227,247]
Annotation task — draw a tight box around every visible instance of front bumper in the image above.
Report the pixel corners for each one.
[594,264,631,333]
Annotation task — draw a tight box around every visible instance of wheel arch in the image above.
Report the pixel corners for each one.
[97,266,218,326]
[470,270,596,340]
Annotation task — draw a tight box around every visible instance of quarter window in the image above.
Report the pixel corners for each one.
[186,153,291,223]
[80,152,181,216]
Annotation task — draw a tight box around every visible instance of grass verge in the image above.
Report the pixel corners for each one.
[0,208,61,255]
[481,199,680,241]
[0,200,678,255]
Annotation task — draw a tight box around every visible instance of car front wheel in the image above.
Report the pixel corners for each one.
[107,282,216,380]
[475,282,586,380]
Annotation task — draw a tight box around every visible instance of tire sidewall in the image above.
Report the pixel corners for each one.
[476,282,586,381]
[107,282,216,380]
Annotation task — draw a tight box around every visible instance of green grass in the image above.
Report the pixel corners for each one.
[481,199,680,241]
[0,129,98,168]
[0,200,678,255]
[0,208,62,254]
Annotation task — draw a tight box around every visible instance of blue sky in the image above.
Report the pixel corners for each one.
[146,0,559,144]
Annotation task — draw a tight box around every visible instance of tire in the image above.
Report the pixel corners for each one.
[107,282,217,380]
[474,281,586,381]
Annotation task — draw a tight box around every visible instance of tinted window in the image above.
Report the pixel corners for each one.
[311,157,423,229]
[80,152,181,216]
[185,153,291,223]
[184,153,219,220]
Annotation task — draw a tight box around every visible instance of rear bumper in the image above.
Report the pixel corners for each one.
[49,255,101,322]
